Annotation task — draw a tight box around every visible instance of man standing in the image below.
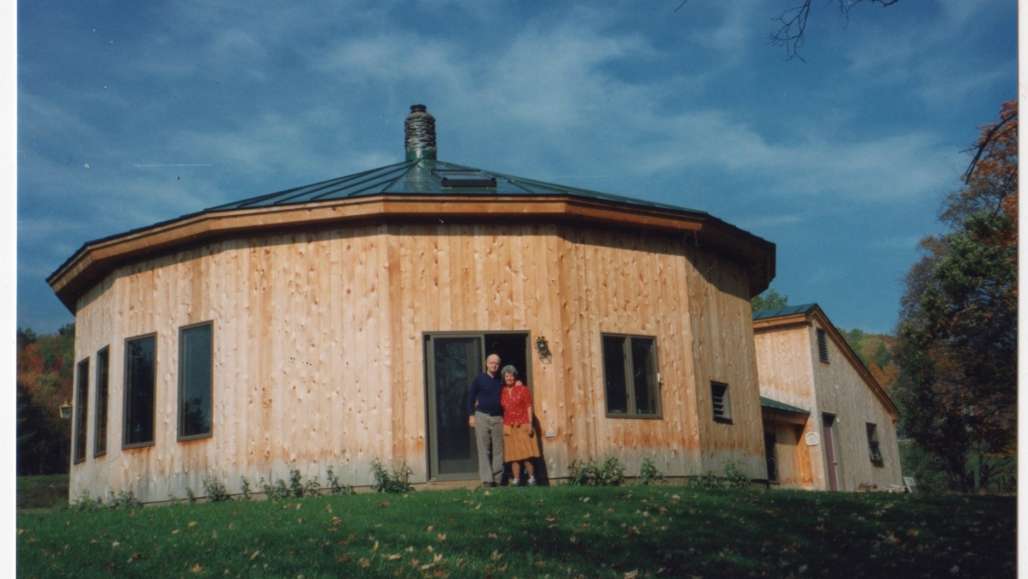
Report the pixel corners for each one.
[468,353,504,487]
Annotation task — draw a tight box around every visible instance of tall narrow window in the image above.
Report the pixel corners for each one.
[124,334,156,447]
[179,323,213,439]
[711,381,732,423]
[602,334,660,418]
[816,328,830,364]
[866,423,884,466]
[94,347,109,457]
[73,358,89,464]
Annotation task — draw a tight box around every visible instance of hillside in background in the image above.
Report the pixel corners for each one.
[841,329,899,391]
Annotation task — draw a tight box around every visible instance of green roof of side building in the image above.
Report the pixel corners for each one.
[752,303,818,321]
[759,396,809,415]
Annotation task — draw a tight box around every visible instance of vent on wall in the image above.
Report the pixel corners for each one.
[817,328,830,364]
[711,381,732,423]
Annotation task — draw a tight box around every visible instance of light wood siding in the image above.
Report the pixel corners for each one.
[69,222,764,502]
[686,247,767,478]
[755,320,903,491]
[807,321,903,491]
[767,421,813,488]
[753,324,826,489]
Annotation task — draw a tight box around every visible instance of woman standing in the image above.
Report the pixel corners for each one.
[500,365,540,485]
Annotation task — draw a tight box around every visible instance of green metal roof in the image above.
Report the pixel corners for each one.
[752,303,817,321]
[205,158,708,216]
[759,396,809,415]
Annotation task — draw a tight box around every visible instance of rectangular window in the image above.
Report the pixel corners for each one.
[602,334,660,418]
[866,423,884,466]
[817,328,830,364]
[123,334,156,447]
[179,323,213,439]
[711,381,732,423]
[73,358,90,464]
[94,347,109,457]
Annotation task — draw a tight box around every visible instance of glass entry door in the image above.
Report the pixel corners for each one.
[425,332,530,480]
[426,335,483,479]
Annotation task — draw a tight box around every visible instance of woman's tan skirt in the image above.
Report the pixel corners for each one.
[503,423,540,462]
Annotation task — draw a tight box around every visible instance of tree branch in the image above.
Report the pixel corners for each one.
[770,0,900,60]
[962,108,1017,184]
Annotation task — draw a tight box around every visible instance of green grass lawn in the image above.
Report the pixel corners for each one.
[17,485,1015,578]
[17,474,69,511]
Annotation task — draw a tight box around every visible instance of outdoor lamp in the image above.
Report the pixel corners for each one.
[59,400,72,419]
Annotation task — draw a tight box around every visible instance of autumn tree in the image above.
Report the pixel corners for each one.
[893,100,1017,493]
[17,324,75,475]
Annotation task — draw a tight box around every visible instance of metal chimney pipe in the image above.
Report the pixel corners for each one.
[404,104,437,161]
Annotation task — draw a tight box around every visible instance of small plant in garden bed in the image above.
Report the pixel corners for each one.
[109,490,142,509]
[639,456,663,485]
[691,462,752,489]
[259,477,291,500]
[202,476,231,502]
[567,456,625,486]
[371,459,414,493]
[326,466,355,495]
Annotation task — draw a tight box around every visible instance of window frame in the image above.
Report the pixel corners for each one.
[122,332,158,450]
[866,422,884,466]
[178,321,215,442]
[73,356,90,464]
[93,346,110,458]
[601,333,662,419]
[816,328,830,364]
[710,381,733,424]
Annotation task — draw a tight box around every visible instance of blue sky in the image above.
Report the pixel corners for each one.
[17,0,1017,334]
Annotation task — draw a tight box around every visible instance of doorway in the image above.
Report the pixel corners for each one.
[424,332,531,480]
[821,413,840,491]
[763,431,778,483]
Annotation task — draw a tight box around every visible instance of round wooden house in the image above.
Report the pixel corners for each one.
[50,105,775,503]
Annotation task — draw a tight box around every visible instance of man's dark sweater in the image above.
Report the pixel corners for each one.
[468,372,503,416]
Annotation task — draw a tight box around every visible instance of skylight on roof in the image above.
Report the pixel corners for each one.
[435,169,497,189]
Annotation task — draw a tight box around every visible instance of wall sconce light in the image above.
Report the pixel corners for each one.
[535,335,551,359]
[59,400,72,420]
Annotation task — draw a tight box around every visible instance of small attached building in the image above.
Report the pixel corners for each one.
[50,105,777,503]
[754,304,903,491]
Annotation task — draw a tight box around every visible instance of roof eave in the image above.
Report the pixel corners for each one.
[49,193,776,313]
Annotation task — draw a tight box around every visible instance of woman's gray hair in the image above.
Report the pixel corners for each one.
[500,365,519,378]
